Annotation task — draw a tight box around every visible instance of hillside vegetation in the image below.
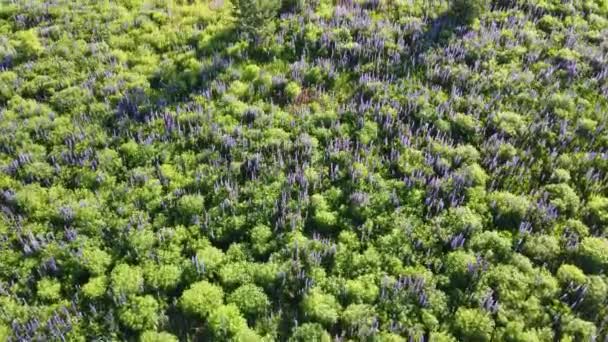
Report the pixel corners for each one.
[1,0,608,340]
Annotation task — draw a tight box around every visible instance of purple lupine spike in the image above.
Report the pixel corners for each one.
[518,221,532,235]
[418,292,428,307]
[481,290,499,313]
[22,243,32,255]
[46,257,58,272]
[64,226,77,242]
[450,233,466,249]
[349,191,369,206]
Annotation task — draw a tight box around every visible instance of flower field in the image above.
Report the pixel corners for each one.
[0,0,607,340]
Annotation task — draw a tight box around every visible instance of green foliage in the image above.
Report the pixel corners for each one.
[285,81,302,102]
[207,304,248,339]
[453,308,495,342]
[543,183,580,216]
[196,245,226,274]
[496,321,551,342]
[36,278,61,302]
[575,237,608,274]
[451,113,479,137]
[344,274,379,304]
[470,231,512,261]
[586,195,608,229]
[82,247,112,276]
[235,328,263,341]
[492,111,526,137]
[445,251,477,288]
[451,0,486,24]
[140,331,179,342]
[0,71,17,102]
[488,191,529,230]
[311,194,338,230]
[233,0,281,45]
[429,331,457,342]
[111,264,144,296]
[300,288,341,327]
[288,323,331,342]
[50,86,91,114]
[179,281,224,318]
[249,224,274,256]
[436,206,483,240]
[522,234,560,265]
[219,261,255,288]
[557,264,587,286]
[341,304,378,338]
[242,64,261,81]
[560,315,597,342]
[144,263,181,290]
[13,29,43,60]
[0,324,9,342]
[118,295,160,331]
[83,276,108,299]
[227,284,270,317]
[580,275,608,317]
[177,194,205,218]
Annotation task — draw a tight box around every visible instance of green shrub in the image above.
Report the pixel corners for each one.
[140,331,179,342]
[301,288,341,326]
[111,264,144,296]
[453,308,494,342]
[233,0,281,44]
[289,323,331,342]
[119,295,160,331]
[451,0,486,24]
[228,284,270,317]
[488,191,529,230]
[576,237,608,274]
[207,304,248,339]
[179,281,224,317]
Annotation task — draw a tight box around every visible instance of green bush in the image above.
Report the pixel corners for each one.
[13,29,43,60]
[118,295,160,331]
[488,191,529,230]
[233,0,281,44]
[289,323,331,342]
[300,288,341,326]
[227,284,270,317]
[140,331,179,342]
[453,308,495,342]
[83,276,108,299]
[207,304,248,339]
[111,264,144,296]
[576,237,608,274]
[451,0,486,24]
[36,278,61,302]
[180,280,224,318]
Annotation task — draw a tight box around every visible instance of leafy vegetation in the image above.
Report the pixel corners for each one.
[0,0,607,340]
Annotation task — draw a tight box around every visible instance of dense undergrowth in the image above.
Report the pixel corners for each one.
[1,0,608,340]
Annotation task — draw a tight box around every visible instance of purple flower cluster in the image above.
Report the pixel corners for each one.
[380,275,429,307]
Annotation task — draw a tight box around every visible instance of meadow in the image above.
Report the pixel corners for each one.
[0,0,607,340]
